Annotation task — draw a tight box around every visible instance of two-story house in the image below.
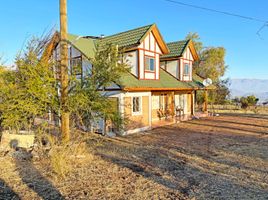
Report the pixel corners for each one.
[48,24,210,135]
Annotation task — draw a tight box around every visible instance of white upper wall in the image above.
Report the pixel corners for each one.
[161,46,195,81]
[180,46,194,81]
[136,32,163,80]
[124,50,138,77]
[53,43,92,77]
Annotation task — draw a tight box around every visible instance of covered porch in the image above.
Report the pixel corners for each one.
[151,90,195,128]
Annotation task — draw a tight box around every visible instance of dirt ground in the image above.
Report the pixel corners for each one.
[0,113,268,199]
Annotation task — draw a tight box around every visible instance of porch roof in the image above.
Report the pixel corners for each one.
[118,68,207,91]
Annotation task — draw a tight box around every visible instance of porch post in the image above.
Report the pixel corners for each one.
[172,91,175,122]
[191,91,195,115]
[148,92,152,128]
[119,93,125,134]
[203,89,208,113]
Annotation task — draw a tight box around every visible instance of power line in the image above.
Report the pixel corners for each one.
[256,22,268,40]
[163,0,267,23]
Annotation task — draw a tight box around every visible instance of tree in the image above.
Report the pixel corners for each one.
[196,47,227,82]
[186,32,229,106]
[209,78,231,105]
[0,35,129,135]
[0,37,58,131]
[185,32,203,54]
[186,32,228,82]
[68,43,129,132]
[239,95,259,109]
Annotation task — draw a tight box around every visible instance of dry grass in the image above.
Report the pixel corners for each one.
[1,113,268,199]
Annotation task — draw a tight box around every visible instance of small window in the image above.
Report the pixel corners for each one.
[71,56,82,75]
[145,57,155,71]
[132,97,142,115]
[183,63,190,76]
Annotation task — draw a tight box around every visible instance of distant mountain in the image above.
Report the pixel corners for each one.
[229,79,268,103]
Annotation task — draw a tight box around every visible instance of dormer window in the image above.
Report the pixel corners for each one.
[183,63,190,76]
[145,56,155,72]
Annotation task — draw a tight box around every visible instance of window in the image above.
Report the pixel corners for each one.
[145,56,155,71]
[183,63,190,76]
[71,56,82,75]
[132,97,142,115]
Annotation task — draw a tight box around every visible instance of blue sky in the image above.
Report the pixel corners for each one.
[0,0,268,79]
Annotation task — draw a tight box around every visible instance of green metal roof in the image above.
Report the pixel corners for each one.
[67,24,154,58]
[65,28,209,91]
[118,68,206,90]
[96,24,154,49]
[67,34,96,59]
[160,40,190,59]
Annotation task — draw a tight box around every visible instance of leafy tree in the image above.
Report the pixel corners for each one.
[0,35,129,134]
[239,95,259,109]
[185,32,203,54]
[68,44,129,132]
[210,78,230,104]
[186,32,229,106]
[0,37,58,131]
[247,95,259,106]
[186,32,227,82]
[232,97,240,105]
[196,47,227,82]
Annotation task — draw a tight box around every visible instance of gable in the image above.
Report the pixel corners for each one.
[161,40,199,61]
[183,46,194,61]
[138,31,163,54]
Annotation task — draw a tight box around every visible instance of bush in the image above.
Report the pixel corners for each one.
[49,139,90,178]
[239,95,259,109]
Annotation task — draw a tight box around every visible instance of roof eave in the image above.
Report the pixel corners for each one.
[123,87,194,92]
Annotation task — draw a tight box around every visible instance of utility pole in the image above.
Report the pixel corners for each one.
[60,0,70,142]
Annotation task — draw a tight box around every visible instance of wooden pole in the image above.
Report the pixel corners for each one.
[60,0,70,142]
[203,89,208,113]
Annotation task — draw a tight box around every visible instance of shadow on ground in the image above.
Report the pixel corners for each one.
[89,115,268,199]
[13,148,65,200]
[0,178,20,200]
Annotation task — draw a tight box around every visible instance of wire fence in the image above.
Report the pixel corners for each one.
[207,104,268,114]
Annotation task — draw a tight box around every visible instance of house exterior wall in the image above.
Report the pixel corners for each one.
[53,43,92,77]
[124,95,150,133]
[167,60,179,79]
[105,90,195,134]
[137,32,163,80]
[180,47,194,81]
[125,50,138,77]
[160,46,195,82]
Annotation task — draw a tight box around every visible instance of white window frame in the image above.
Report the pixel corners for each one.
[183,63,190,76]
[145,56,155,72]
[132,96,142,116]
